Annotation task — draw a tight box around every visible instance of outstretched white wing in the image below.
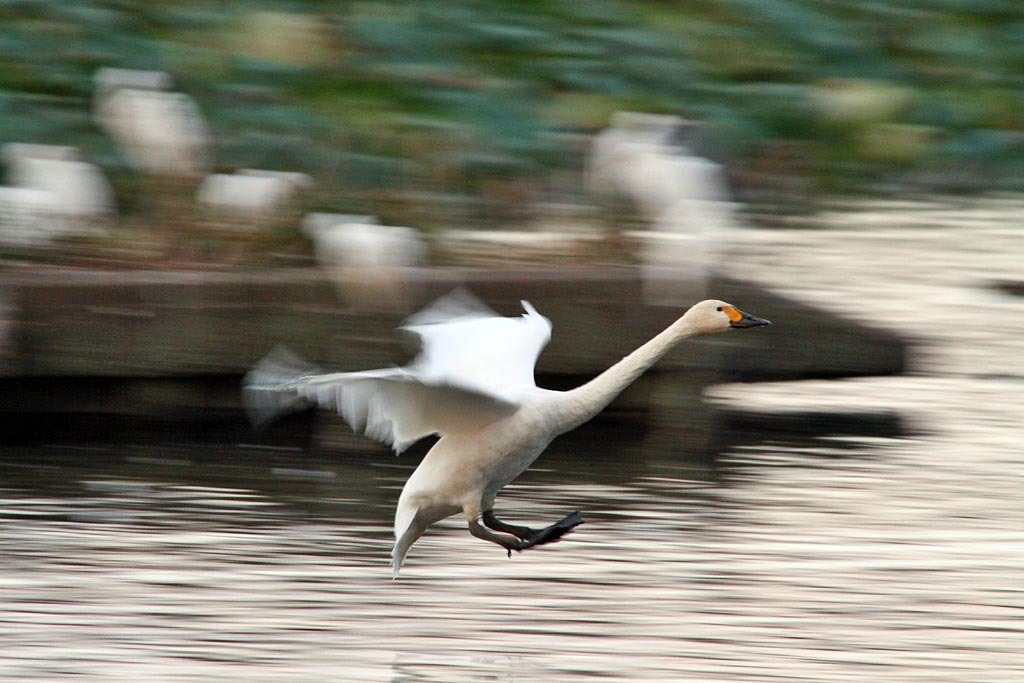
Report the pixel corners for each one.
[401,289,551,404]
[243,290,552,453]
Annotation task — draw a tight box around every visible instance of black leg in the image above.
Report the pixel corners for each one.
[468,518,527,556]
[478,509,584,556]
[482,510,534,539]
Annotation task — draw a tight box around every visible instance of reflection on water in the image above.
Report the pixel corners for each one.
[2,200,1024,682]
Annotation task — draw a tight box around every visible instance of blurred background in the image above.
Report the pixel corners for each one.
[1,2,1022,682]
[1,0,1023,256]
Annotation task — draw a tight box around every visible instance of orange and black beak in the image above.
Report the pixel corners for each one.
[725,307,772,329]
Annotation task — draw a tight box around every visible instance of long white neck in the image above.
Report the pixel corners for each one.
[552,315,699,434]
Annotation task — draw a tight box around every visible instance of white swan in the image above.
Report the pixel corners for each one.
[243,290,770,577]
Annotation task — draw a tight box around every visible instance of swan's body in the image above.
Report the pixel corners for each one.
[244,291,769,577]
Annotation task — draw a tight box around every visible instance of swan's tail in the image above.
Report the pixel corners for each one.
[242,347,320,428]
[391,503,427,579]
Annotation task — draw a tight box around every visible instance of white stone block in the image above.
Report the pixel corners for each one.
[0,143,116,246]
[311,222,428,310]
[7,157,116,218]
[97,88,212,177]
[0,187,62,246]
[300,212,378,239]
[196,170,310,217]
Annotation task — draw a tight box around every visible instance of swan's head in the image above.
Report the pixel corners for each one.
[684,299,772,334]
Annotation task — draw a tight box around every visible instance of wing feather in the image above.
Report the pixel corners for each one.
[242,290,552,453]
[243,350,517,453]
[401,292,551,403]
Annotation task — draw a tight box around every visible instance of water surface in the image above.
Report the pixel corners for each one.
[2,199,1023,682]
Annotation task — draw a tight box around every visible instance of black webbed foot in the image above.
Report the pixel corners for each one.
[481,509,584,557]
[528,510,584,546]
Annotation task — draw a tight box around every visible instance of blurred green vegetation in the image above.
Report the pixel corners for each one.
[2,0,1023,227]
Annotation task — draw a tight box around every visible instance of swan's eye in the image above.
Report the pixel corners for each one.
[716,306,723,312]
